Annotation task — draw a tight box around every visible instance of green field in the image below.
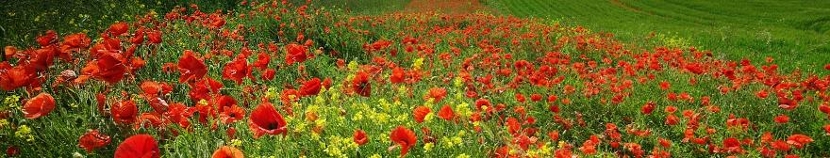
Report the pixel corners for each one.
[486,0,830,74]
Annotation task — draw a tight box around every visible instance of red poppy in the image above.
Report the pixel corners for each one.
[248,102,287,138]
[188,77,224,102]
[178,50,207,82]
[212,146,244,158]
[285,43,308,65]
[261,68,276,81]
[222,55,251,84]
[684,63,704,75]
[299,78,322,96]
[438,105,455,121]
[353,129,368,146]
[78,129,111,153]
[220,105,245,124]
[390,67,405,84]
[530,94,542,102]
[252,52,270,70]
[786,134,813,149]
[114,134,160,158]
[5,146,19,157]
[36,30,57,46]
[352,71,371,97]
[321,78,332,89]
[824,124,830,135]
[147,30,162,44]
[62,33,91,49]
[774,115,789,124]
[108,22,130,36]
[111,100,138,125]
[22,93,56,119]
[641,102,655,115]
[413,106,431,123]
[722,137,743,154]
[825,64,830,71]
[390,126,417,156]
[95,53,126,84]
[659,81,670,90]
[665,114,678,126]
[772,140,790,152]
[424,87,447,102]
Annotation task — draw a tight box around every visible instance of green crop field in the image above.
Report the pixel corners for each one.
[486,0,830,74]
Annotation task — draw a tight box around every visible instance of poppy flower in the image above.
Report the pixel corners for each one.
[684,63,704,75]
[147,30,162,44]
[424,87,447,102]
[78,129,111,153]
[659,81,670,90]
[178,50,207,82]
[114,134,160,158]
[108,22,130,36]
[774,115,789,124]
[722,137,743,154]
[261,68,276,81]
[413,106,431,123]
[62,33,91,49]
[36,30,57,46]
[771,140,790,152]
[220,105,245,124]
[111,100,138,125]
[95,53,126,84]
[641,102,655,115]
[212,146,244,158]
[5,146,19,157]
[823,124,830,135]
[22,93,56,119]
[253,52,270,70]
[285,43,308,65]
[353,129,368,146]
[390,126,417,156]
[665,114,679,126]
[390,67,405,84]
[299,78,322,96]
[786,134,813,149]
[352,71,371,97]
[825,64,830,71]
[437,105,455,121]
[222,55,251,84]
[248,102,287,138]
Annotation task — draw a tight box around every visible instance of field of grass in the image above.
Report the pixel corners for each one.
[1,0,829,158]
[486,0,830,74]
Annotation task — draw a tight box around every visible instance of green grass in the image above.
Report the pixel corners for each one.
[486,0,830,74]
[291,0,410,14]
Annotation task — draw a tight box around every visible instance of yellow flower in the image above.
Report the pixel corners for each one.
[454,77,463,88]
[15,125,34,142]
[347,60,359,72]
[3,95,20,108]
[413,57,425,70]
[424,113,435,123]
[456,153,470,158]
[0,119,9,129]
[369,154,382,158]
[424,142,434,152]
[230,139,243,147]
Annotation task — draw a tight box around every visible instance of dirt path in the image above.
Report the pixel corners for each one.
[403,0,486,14]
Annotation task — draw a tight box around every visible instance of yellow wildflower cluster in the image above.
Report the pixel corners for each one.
[322,135,359,158]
